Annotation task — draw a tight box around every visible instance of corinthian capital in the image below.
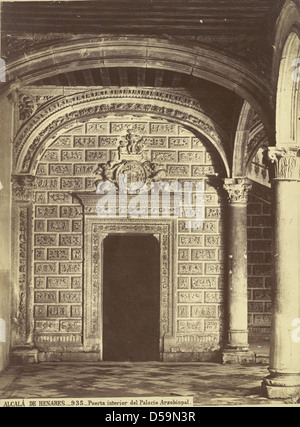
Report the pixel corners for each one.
[223,178,252,204]
[265,147,300,180]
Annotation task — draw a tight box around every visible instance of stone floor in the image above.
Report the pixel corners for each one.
[0,362,291,406]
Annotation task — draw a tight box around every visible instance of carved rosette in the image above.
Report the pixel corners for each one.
[12,175,36,202]
[223,178,252,205]
[264,147,300,180]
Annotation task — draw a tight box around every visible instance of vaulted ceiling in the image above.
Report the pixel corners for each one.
[1,0,276,153]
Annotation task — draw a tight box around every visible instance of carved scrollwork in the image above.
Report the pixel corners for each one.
[94,132,167,192]
[13,88,226,174]
[264,147,300,180]
[223,178,252,204]
[18,94,35,121]
[12,175,36,202]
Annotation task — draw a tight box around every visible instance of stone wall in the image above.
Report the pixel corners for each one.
[17,114,227,361]
[247,186,272,342]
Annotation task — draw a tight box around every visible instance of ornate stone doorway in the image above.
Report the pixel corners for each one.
[103,235,160,362]
[80,203,176,361]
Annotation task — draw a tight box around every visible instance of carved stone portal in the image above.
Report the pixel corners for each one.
[78,204,176,359]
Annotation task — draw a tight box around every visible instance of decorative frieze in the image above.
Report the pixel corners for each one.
[16,206,30,340]
[14,89,224,174]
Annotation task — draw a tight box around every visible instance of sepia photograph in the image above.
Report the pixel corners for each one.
[0,0,299,412]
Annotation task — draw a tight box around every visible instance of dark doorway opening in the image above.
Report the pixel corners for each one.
[103,235,160,362]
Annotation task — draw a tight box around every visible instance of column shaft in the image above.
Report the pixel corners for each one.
[262,147,300,401]
[227,203,249,349]
[222,178,254,364]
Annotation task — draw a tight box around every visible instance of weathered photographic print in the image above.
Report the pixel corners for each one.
[0,0,299,412]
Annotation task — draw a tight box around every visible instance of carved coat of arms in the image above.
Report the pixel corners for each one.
[95,130,167,191]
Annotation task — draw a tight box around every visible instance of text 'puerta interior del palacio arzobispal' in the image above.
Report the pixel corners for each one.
[0,0,299,402]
